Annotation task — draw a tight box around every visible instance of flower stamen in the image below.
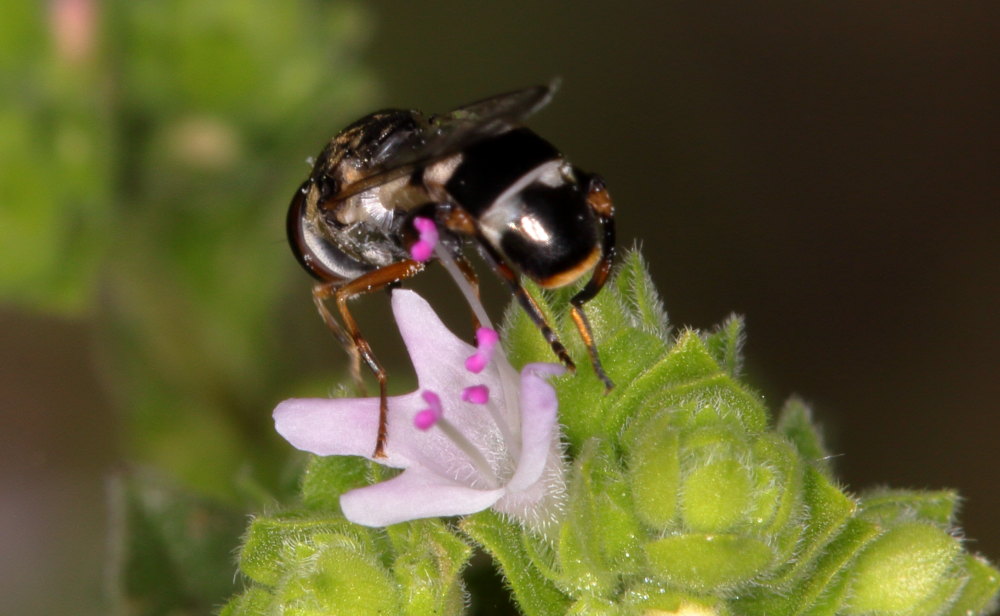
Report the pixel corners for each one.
[409,216,439,262]
[413,390,443,431]
[462,385,490,404]
[412,389,500,486]
[465,327,499,374]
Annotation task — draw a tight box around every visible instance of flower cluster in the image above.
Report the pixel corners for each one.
[222,248,1000,616]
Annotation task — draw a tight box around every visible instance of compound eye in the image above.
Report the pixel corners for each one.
[287,181,369,282]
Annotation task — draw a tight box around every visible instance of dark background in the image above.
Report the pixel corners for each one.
[3,2,997,613]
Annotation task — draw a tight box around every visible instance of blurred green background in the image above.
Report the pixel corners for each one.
[2,1,997,614]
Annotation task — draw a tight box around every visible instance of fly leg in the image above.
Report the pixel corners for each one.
[314,259,426,458]
[437,203,577,372]
[312,284,366,394]
[474,239,577,373]
[568,174,616,390]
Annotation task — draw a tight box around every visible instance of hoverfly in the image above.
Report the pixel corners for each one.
[287,83,615,457]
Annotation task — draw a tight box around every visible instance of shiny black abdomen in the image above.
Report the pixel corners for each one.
[444,128,599,285]
[498,182,598,283]
[444,128,560,215]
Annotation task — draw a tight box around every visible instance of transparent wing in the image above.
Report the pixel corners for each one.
[333,82,558,200]
[421,81,557,158]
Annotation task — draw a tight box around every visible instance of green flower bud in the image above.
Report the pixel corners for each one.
[238,514,369,587]
[845,522,963,615]
[270,532,402,616]
[623,408,806,592]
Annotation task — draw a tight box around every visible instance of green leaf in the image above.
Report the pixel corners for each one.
[107,471,248,616]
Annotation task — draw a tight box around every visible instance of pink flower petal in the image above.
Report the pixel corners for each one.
[274,396,413,469]
[340,466,505,527]
[392,291,477,390]
[276,289,567,528]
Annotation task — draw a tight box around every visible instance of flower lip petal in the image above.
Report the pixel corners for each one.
[274,396,416,469]
[274,397,378,458]
[340,466,505,527]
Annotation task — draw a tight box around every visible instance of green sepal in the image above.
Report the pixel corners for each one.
[219,585,272,616]
[299,454,371,512]
[613,331,767,450]
[734,517,880,616]
[748,434,806,559]
[501,282,566,370]
[501,249,673,449]
[385,519,471,616]
[554,326,668,450]
[644,533,775,593]
[704,313,746,378]
[946,554,1000,616]
[612,248,671,339]
[556,439,642,598]
[268,531,402,616]
[763,466,856,590]
[858,488,959,527]
[776,397,833,476]
[626,410,681,531]
[679,432,755,534]
[565,596,625,615]
[461,510,571,616]
[234,512,404,615]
